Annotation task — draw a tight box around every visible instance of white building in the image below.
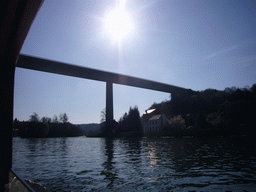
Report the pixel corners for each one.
[143,114,170,132]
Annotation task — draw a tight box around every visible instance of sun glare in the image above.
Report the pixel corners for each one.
[105,2,133,41]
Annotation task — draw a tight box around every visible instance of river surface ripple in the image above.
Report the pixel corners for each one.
[13,136,256,191]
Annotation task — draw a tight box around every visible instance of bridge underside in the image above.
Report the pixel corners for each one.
[16,54,193,134]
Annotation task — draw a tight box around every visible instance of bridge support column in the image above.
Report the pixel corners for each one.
[106,81,113,134]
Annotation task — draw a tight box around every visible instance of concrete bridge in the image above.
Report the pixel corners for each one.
[1,0,193,188]
[17,54,192,135]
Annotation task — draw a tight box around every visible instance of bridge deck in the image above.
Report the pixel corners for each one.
[17,54,190,94]
[16,54,193,135]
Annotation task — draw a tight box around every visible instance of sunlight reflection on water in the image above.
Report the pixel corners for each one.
[13,136,256,191]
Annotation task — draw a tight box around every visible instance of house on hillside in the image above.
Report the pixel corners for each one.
[141,108,159,122]
[143,113,170,133]
[141,108,158,127]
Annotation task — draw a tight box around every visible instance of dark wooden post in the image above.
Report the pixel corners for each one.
[105,82,113,134]
[0,1,44,190]
[0,53,15,191]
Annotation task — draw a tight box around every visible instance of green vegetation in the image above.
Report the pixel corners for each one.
[13,84,256,138]
[99,106,143,137]
[13,113,82,138]
[117,106,143,137]
[148,84,256,137]
[15,122,49,138]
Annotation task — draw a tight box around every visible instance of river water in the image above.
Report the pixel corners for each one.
[13,136,256,191]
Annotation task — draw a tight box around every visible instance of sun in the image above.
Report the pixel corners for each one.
[105,2,133,41]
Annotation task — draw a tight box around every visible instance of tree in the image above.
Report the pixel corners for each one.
[13,118,20,130]
[52,115,58,123]
[250,83,256,94]
[128,106,142,131]
[20,122,49,138]
[41,117,51,124]
[169,115,186,129]
[100,108,106,123]
[118,106,143,134]
[13,118,19,125]
[29,112,40,122]
[63,113,68,123]
[224,86,238,94]
[59,113,68,123]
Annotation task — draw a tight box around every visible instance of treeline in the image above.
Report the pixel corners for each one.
[149,84,256,136]
[117,106,143,137]
[99,106,143,137]
[13,113,83,138]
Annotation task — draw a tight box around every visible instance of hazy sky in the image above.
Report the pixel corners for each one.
[14,0,256,124]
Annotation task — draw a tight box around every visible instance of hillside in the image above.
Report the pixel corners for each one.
[145,84,256,136]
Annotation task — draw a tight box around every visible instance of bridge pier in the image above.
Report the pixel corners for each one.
[105,81,113,134]
[17,55,191,137]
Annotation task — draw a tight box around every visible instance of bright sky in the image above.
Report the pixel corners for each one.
[14,0,256,124]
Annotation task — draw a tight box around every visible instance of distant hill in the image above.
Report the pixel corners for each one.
[76,123,101,136]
